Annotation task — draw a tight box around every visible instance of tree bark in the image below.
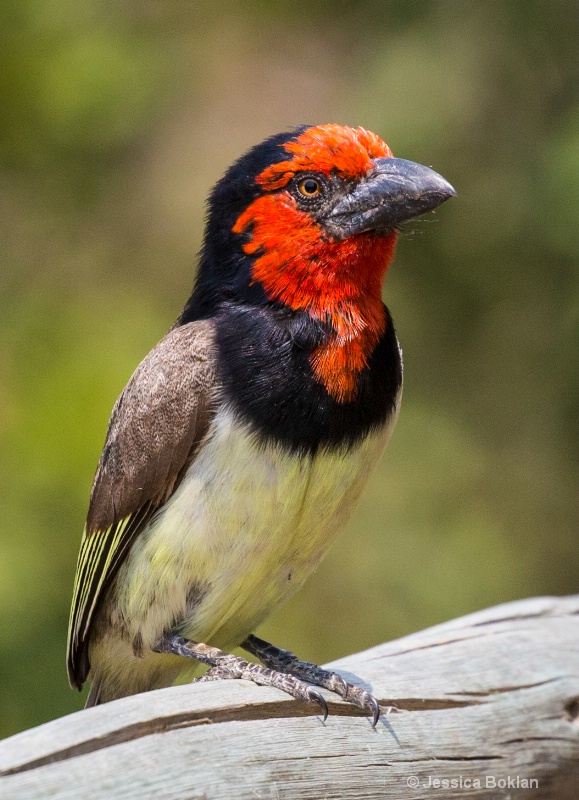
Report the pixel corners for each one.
[1,595,578,799]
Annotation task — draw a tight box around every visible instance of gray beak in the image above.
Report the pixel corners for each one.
[324,157,457,240]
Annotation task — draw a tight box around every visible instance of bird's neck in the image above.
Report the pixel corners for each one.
[181,227,397,403]
[231,191,398,402]
[250,233,398,402]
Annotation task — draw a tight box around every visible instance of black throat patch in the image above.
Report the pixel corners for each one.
[214,302,402,455]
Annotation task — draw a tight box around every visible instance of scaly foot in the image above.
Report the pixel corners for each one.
[242,634,381,726]
[153,633,329,720]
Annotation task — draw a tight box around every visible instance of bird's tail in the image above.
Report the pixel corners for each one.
[84,672,158,707]
[83,652,196,707]
[85,676,104,707]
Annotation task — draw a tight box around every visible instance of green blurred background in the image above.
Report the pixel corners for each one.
[1,0,578,739]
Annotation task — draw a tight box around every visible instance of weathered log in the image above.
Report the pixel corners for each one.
[1,595,578,799]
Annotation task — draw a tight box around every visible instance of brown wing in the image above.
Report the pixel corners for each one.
[67,320,218,689]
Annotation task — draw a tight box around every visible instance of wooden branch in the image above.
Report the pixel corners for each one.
[1,596,578,799]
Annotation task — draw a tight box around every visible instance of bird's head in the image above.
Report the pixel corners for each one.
[187,124,455,401]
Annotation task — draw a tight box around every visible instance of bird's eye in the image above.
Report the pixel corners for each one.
[297,177,321,197]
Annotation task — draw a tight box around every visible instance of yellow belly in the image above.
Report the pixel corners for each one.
[90,404,398,696]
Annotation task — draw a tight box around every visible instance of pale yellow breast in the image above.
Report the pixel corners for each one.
[115,402,399,653]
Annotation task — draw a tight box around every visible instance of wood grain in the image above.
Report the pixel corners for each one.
[1,595,578,799]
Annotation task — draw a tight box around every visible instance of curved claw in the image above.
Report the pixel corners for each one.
[307,687,328,722]
[367,695,381,727]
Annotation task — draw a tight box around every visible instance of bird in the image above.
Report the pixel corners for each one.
[67,123,455,724]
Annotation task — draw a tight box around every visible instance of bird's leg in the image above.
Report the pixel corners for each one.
[242,634,381,726]
[152,633,328,720]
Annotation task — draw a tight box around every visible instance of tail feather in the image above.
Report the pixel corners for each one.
[85,676,104,707]
[83,651,190,707]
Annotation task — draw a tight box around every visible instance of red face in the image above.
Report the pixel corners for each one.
[233,124,399,403]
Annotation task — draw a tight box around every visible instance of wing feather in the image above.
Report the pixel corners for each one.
[67,320,218,689]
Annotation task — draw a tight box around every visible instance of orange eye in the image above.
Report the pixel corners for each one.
[297,177,321,197]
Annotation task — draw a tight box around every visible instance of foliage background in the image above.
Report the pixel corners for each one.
[1,0,577,738]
